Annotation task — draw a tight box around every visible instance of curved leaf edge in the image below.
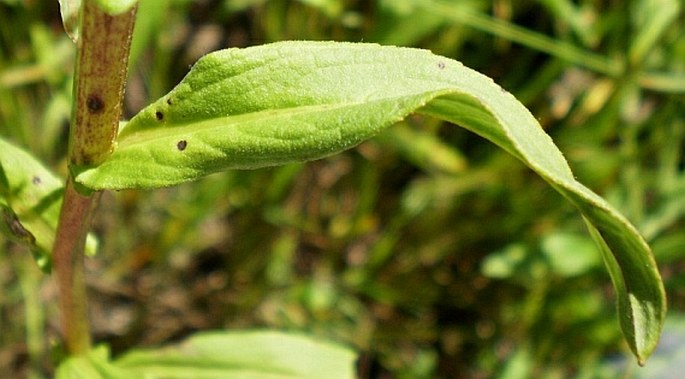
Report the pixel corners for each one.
[422,90,666,363]
[73,41,666,363]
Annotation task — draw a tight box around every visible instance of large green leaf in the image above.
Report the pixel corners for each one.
[73,41,666,363]
[56,330,356,379]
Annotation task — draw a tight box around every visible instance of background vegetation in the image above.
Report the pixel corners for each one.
[1,0,684,377]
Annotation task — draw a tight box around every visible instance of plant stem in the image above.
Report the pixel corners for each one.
[53,1,137,355]
[53,181,99,354]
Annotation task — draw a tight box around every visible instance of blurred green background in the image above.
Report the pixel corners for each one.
[1,0,684,378]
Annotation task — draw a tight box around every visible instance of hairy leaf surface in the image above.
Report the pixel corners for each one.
[74,41,665,362]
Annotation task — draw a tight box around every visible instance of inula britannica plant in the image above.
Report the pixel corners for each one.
[0,0,672,377]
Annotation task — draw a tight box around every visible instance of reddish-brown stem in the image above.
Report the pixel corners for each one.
[53,1,136,355]
[52,180,100,353]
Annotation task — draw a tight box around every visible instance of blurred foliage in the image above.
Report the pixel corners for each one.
[0,0,684,378]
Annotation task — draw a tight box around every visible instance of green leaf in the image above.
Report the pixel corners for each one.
[93,0,138,15]
[74,41,665,363]
[379,123,467,175]
[629,0,681,64]
[541,232,602,278]
[0,138,97,271]
[58,0,138,42]
[58,0,81,42]
[56,331,356,379]
[0,138,64,271]
[56,345,141,379]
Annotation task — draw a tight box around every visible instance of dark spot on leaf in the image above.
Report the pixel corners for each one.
[155,111,164,121]
[86,94,104,113]
[166,98,173,105]
[177,140,187,151]
[437,62,446,69]
[32,176,41,185]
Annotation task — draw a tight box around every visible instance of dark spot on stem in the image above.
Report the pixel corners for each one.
[86,94,104,113]
[437,62,446,69]
[32,176,41,185]
[177,140,187,151]
[155,111,164,121]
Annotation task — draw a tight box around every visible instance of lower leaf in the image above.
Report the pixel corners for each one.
[56,330,357,379]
